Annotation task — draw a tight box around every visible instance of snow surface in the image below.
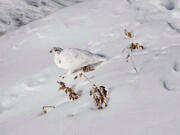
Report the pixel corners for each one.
[0,0,89,35]
[0,0,180,134]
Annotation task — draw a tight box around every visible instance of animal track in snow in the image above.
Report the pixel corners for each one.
[173,62,180,72]
[162,80,172,91]
[22,74,49,91]
[162,0,175,10]
[151,48,168,60]
[0,89,23,113]
[167,22,180,34]
[126,0,132,5]
[162,80,180,91]
[1,95,19,109]
[1,73,50,110]
[162,62,180,91]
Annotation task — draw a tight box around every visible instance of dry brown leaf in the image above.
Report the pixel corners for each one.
[124,29,132,38]
[57,81,79,100]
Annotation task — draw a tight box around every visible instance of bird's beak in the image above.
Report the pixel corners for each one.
[49,50,52,53]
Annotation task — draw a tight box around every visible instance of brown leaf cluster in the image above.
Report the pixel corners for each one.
[81,65,94,72]
[129,42,144,51]
[57,81,79,100]
[124,29,132,38]
[74,65,94,81]
[90,85,108,109]
[73,72,108,109]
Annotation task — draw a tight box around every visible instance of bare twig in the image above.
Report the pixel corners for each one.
[41,106,56,115]
[126,54,138,73]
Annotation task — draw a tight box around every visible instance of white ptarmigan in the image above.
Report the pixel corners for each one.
[50,47,107,75]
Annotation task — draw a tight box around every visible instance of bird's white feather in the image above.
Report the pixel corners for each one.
[52,48,107,74]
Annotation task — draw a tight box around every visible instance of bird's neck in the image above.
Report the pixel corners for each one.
[54,54,61,66]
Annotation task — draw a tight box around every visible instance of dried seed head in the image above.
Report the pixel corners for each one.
[130,42,136,50]
[82,66,94,72]
[89,85,108,109]
[139,45,144,50]
[124,29,132,38]
[129,42,144,51]
[57,81,79,100]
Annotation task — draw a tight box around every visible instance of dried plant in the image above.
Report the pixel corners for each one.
[73,65,94,80]
[126,54,138,73]
[90,85,108,109]
[129,42,144,51]
[40,81,79,115]
[57,81,79,100]
[60,65,94,80]
[123,29,145,73]
[41,106,56,115]
[81,65,94,72]
[56,65,108,110]
[124,29,132,38]
[126,43,144,73]
[74,72,92,83]
[73,68,109,109]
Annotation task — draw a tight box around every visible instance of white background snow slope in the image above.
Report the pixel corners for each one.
[0,0,180,135]
[0,0,90,35]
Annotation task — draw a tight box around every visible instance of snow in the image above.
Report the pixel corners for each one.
[0,0,90,35]
[0,0,180,135]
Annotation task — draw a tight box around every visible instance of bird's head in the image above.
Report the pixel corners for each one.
[49,47,63,54]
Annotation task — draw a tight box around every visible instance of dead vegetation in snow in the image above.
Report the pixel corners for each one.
[124,29,145,73]
[41,65,109,115]
[57,81,79,100]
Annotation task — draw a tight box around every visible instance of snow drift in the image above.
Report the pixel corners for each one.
[0,0,180,135]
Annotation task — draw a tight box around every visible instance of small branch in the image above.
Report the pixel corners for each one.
[81,73,92,84]
[79,72,99,88]
[129,54,138,73]
[41,106,56,115]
